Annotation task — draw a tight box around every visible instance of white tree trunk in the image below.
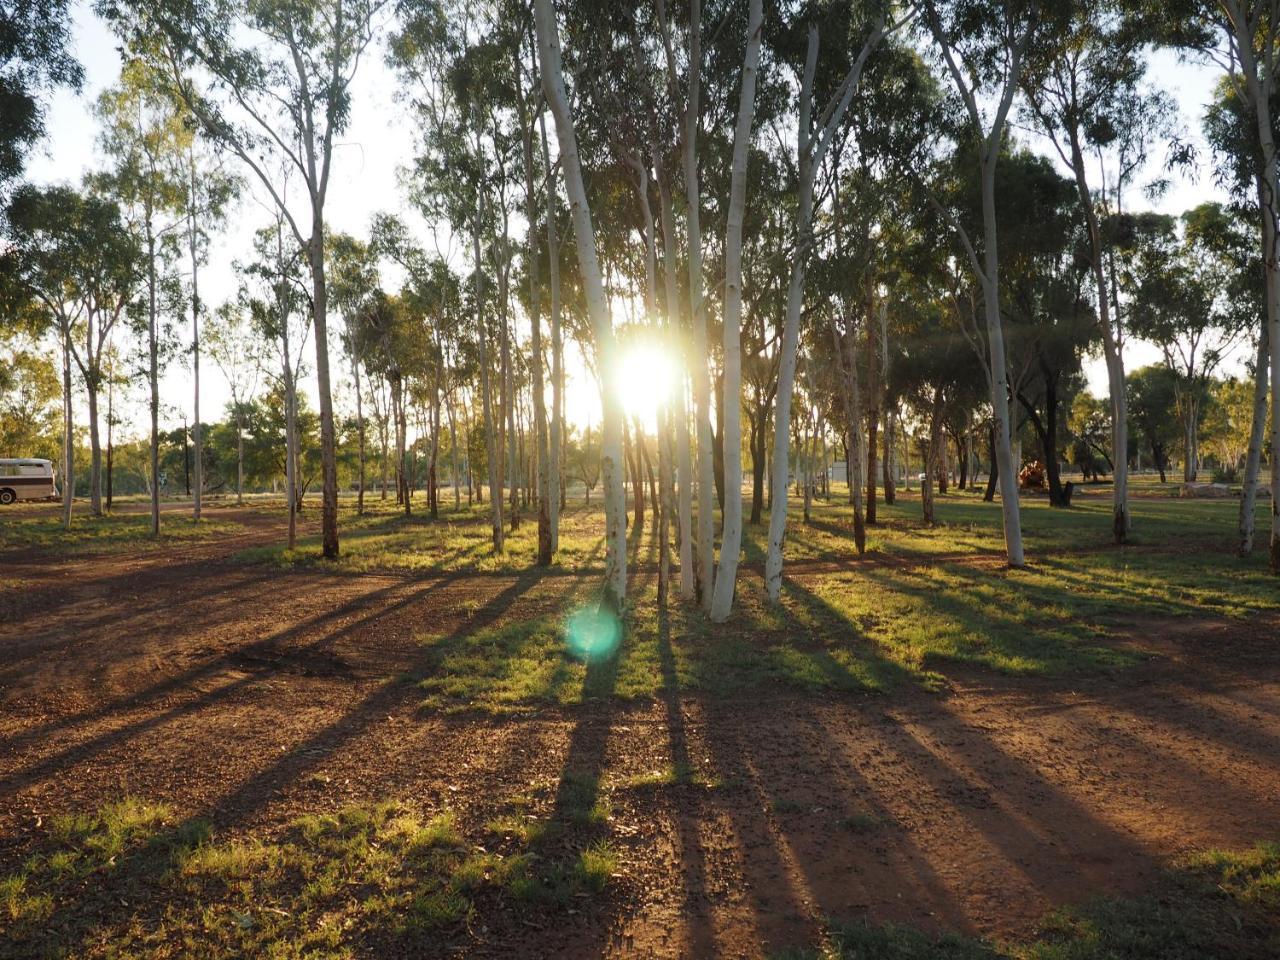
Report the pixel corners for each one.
[708,0,763,622]
[763,19,886,600]
[658,170,695,599]
[535,0,626,605]
[978,154,1025,566]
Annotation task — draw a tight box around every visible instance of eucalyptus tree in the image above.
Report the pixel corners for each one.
[1127,364,1179,482]
[653,0,715,605]
[102,0,391,558]
[207,302,266,505]
[511,12,555,565]
[534,0,629,605]
[1021,0,1175,539]
[700,0,764,623]
[981,148,1093,507]
[181,136,237,522]
[1138,0,1280,567]
[1205,81,1275,552]
[1126,205,1250,481]
[391,0,508,548]
[919,0,1070,566]
[329,232,381,515]
[94,57,188,534]
[4,185,140,521]
[0,0,82,192]
[762,0,896,603]
[241,214,313,547]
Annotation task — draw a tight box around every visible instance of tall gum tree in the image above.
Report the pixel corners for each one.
[763,4,893,603]
[93,58,188,535]
[918,0,1065,568]
[102,0,392,558]
[1140,0,1280,568]
[534,0,627,605]
[707,0,764,623]
[1021,1,1167,541]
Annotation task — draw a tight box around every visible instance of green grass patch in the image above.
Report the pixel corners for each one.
[782,840,1280,959]
[0,797,623,958]
[0,512,243,553]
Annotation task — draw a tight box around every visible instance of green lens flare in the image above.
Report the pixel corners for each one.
[564,606,622,663]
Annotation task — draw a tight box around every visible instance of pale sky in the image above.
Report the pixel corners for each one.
[28,4,1240,442]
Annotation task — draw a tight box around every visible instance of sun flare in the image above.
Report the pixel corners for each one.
[613,340,679,431]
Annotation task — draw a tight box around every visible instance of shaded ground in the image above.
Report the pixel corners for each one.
[1,495,1279,958]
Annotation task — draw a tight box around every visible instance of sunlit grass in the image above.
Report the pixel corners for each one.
[2,797,624,958]
[0,512,243,553]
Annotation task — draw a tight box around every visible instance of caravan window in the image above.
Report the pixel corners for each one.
[20,464,46,476]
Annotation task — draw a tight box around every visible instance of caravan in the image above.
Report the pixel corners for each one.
[0,459,59,505]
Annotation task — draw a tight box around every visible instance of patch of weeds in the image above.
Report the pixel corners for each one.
[485,814,561,848]
[556,771,611,825]
[2,797,626,958]
[575,840,620,894]
[770,798,808,815]
[614,761,724,792]
[816,840,1280,959]
[837,812,882,834]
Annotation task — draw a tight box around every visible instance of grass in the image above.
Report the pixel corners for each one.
[396,484,1280,713]
[0,511,243,554]
[0,797,624,958]
[777,841,1280,960]
[10,484,1276,708]
[410,494,1277,712]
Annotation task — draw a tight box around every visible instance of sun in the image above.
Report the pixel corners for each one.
[613,340,678,432]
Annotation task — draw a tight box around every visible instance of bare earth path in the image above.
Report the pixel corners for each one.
[1,506,1278,958]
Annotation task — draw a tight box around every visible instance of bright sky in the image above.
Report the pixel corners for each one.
[28,4,1240,442]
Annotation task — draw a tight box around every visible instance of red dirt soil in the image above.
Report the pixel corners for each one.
[2,504,1279,958]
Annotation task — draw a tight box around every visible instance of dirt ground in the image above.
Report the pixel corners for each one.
[2,503,1279,958]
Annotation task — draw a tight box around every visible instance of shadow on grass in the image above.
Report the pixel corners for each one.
[793,840,1280,959]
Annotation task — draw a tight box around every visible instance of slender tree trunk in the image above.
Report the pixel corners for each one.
[521,60,553,565]
[1229,9,1280,570]
[658,168,694,599]
[430,392,441,520]
[61,325,74,531]
[1068,133,1129,542]
[106,361,114,513]
[535,0,626,604]
[355,360,365,515]
[978,152,1024,565]
[284,359,298,550]
[147,230,160,536]
[500,266,519,532]
[866,302,880,524]
[1240,323,1269,554]
[883,405,896,505]
[236,417,245,506]
[87,368,102,517]
[539,110,564,553]
[984,422,998,503]
[764,18,884,599]
[189,159,203,523]
[307,220,339,558]
[474,184,503,552]
[922,388,943,524]
[708,0,762,622]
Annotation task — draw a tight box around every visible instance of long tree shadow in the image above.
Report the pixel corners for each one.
[0,572,472,797]
[3,572,551,959]
[652,604,717,957]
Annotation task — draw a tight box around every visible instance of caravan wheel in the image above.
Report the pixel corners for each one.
[0,489,15,505]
